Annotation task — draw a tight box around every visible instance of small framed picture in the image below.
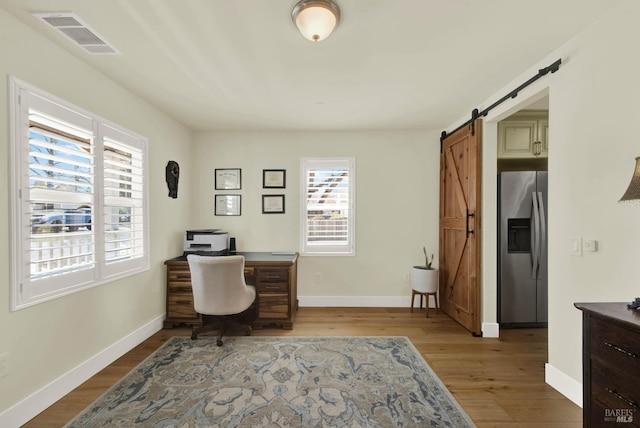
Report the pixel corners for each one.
[215,168,242,190]
[262,194,285,214]
[262,169,286,189]
[215,194,241,216]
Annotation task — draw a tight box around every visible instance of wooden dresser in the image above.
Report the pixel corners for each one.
[165,252,298,330]
[575,302,640,427]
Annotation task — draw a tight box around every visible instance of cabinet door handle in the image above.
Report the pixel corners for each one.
[605,341,639,359]
[606,388,639,409]
[265,275,282,280]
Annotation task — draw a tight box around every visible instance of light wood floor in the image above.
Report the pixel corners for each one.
[24,307,582,427]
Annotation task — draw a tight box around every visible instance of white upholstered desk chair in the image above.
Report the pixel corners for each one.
[187,254,257,346]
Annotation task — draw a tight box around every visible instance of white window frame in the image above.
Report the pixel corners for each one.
[300,157,355,256]
[9,76,150,310]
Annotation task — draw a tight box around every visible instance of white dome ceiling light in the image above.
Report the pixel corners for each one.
[291,0,340,42]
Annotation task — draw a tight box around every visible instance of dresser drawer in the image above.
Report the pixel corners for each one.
[590,317,640,380]
[591,363,640,417]
[589,398,639,427]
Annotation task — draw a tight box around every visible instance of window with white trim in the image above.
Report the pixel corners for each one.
[9,77,149,310]
[300,157,355,256]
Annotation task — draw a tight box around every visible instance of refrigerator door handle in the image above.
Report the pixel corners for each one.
[537,191,546,277]
[531,191,540,280]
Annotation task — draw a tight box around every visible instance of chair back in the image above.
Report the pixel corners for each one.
[187,255,256,315]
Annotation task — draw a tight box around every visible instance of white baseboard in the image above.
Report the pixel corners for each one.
[301,297,499,338]
[299,295,423,308]
[0,315,164,428]
[481,322,499,338]
[545,363,583,407]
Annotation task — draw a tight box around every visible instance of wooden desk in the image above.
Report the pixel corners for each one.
[164,252,298,330]
[575,302,640,427]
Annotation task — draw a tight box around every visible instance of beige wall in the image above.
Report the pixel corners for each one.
[0,9,191,417]
[3,0,639,421]
[192,131,440,303]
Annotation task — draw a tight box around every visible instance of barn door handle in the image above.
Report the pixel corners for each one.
[466,209,475,237]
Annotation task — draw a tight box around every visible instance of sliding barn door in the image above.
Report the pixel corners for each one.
[439,119,482,336]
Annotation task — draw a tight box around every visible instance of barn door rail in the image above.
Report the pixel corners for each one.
[440,58,561,151]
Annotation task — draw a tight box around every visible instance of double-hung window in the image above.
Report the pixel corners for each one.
[300,157,355,256]
[9,77,149,310]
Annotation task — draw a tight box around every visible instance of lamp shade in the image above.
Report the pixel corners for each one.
[619,156,640,202]
[292,0,340,42]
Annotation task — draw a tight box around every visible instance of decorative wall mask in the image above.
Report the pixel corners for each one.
[166,161,180,198]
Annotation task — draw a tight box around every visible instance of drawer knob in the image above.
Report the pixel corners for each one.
[605,341,639,359]
[606,388,639,409]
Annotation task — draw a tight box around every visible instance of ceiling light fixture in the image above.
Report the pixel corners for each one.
[292,0,340,42]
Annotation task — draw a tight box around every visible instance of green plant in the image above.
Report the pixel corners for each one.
[422,246,434,269]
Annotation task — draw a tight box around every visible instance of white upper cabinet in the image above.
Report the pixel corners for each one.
[498,110,548,158]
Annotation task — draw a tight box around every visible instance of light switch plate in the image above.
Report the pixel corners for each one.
[571,237,582,256]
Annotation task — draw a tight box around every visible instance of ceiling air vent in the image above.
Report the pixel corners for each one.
[33,12,119,55]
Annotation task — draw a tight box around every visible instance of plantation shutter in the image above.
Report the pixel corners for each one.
[101,124,147,277]
[11,80,150,309]
[301,158,355,255]
[22,91,97,299]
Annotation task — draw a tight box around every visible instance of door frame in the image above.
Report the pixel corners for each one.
[477,87,550,338]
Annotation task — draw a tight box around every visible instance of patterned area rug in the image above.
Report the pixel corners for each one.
[66,336,475,427]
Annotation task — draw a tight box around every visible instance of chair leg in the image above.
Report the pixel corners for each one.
[215,317,253,346]
[216,323,225,346]
[191,317,222,340]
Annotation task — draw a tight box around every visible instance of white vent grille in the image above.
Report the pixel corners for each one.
[33,12,119,55]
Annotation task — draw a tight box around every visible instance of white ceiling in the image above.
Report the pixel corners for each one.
[1,0,621,132]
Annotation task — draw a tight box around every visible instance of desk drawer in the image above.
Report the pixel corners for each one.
[258,267,289,283]
[167,295,198,319]
[167,282,193,294]
[167,272,192,283]
[257,283,288,293]
[259,294,289,319]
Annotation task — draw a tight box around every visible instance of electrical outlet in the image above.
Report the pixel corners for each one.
[315,272,322,283]
[0,352,9,378]
[402,273,410,283]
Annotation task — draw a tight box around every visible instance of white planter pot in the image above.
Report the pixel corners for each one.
[411,267,438,293]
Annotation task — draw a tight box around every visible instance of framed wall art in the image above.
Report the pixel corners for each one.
[262,194,285,214]
[215,194,241,216]
[215,168,241,190]
[262,169,286,189]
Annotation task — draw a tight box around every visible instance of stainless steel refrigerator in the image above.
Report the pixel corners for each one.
[498,171,548,327]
